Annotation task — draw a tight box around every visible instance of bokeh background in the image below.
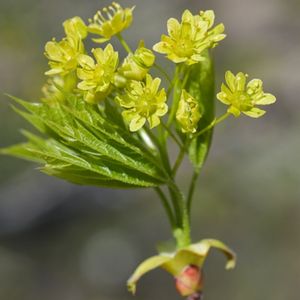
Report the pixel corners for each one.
[0,0,299,299]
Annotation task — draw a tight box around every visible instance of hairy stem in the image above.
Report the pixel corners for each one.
[172,146,186,176]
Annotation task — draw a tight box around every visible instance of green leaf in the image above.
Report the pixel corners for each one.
[2,95,170,188]
[186,51,215,171]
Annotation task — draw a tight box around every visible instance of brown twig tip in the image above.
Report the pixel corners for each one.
[187,292,203,300]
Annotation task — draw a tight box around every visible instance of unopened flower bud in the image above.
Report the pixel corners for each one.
[118,42,155,81]
[175,265,203,297]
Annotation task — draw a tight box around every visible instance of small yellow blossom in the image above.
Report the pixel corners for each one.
[63,16,87,40]
[44,35,85,76]
[118,41,155,81]
[153,9,225,65]
[42,73,77,103]
[127,239,236,296]
[77,44,119,103]
[116,74,168,132]
[217,71,276,118]
[45,17,86,76]
[88,2,134,43]
[176,90,202,133]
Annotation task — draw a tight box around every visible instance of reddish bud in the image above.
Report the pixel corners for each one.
[175,265,204,297]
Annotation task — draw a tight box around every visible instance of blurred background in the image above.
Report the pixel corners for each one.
[0,0,299,299]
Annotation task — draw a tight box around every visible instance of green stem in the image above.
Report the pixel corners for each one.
[187,170,200,214]
[155,187,176,229]
[172,146,185,176]
[154,63,172,84]
[143,126,172,175]
[167,76,176,98]
[181,69,190,89]
[116,33,133,54]
[168,185,183,228]
[166,64,182,128]
[194,112,230,138]
[161,122,183,148]
[168,182,191,247]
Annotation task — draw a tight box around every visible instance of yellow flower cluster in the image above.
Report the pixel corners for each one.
[77,44,119,103]
[116,74,168,132]
[153,10,225,65]
[217,71,276,118]
[44,17,86,76]
[43,3,164,131]
[43,2,276,135]
[88,2,134,43]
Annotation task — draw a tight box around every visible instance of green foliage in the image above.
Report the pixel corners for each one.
[186,51,215,171]
[1,95,169,188]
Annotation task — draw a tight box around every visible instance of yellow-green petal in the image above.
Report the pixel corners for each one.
[127,255,172,294]
[77,54,95,69]
[256,93,276,105]
[129,116,146,132]
[243,107,266,118]
[63,16,87,40]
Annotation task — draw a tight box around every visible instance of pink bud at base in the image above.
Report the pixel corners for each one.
[175,265,203,297]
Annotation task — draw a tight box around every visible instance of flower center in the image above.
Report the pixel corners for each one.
[175,39,194,57]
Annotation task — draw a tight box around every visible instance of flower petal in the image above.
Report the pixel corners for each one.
[129,116,146,132]
[236,72,247,92]
[162,239,236,276]
[77,54,95,69]
[127,255,172,294]
[225,71,236,92]
[256,93,276,105]
[243,107,266,118]
[148,115,161,128]
[167,18,181,38]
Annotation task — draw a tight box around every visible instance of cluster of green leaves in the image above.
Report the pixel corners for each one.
[2,94,170,188]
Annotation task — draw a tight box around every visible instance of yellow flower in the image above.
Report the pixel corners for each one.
[217,71,276,118]
[176,90,202,133]
[63,16,87,40]
[77,44,119,103]
[88,2,134,43]
[118,41,155,81]
[127,239,236,296]
[153,10,225,65]
[45,17,86,76]
[116,74,168,132]
[44,35,85,76]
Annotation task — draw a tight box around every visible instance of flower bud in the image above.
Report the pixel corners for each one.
[176,90,202,133]
[175,265,203,297]
[118,42,155,81]
[63,17,87,40]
